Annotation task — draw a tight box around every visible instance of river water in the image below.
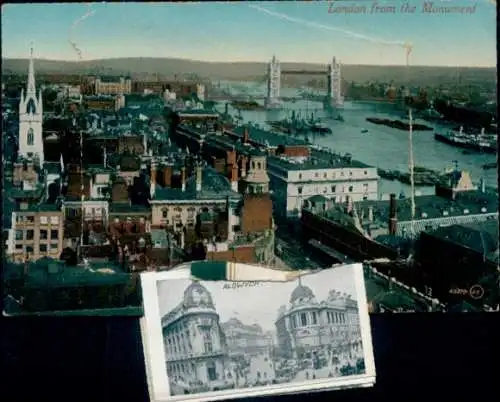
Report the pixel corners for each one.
[216,81,498,197]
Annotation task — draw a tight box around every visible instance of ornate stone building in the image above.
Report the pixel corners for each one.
[161,282,229,387]
[275,280,361,359]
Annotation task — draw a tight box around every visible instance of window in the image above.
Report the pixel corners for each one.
[291,315,297,328]
[340,171,344,176]
[300,313,307,326]
[297,186,303,194]
[348,186,353,192]
[363,183,368,193]
[162,208,168,218]
[26,246,34,253]
[51,230,58,240]
[349,171,353,176]
[315,172,319,177]
[202,330,213,353]
[364,170,368,175]
[312,311,318,325]
[40,230,48,240]
[323,172,327,178]
[257,162,262,170]
[40,216,48,225]
[298,173,302,179]
[15,230,23,241]
[50,216,59,225]
[39,244,47,253]
[16,244,23,250]
[27,128,34,146]
[26,216,35,223]
[50,243,58,250]
[26,230,34,240]
[331,185,336,193]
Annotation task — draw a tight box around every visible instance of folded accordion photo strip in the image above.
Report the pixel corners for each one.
[140,261,376,402]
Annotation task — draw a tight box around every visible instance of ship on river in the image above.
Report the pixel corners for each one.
[434,127,497,154]
[366,117,433,132]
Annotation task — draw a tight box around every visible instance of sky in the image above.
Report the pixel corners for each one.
[157,267,358,333]
[1,1,497,66]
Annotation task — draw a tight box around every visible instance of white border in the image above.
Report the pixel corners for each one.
[140,264,376,402]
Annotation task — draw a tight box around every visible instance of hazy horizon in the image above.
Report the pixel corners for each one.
[1,55,497,69]
[2,2,497,68]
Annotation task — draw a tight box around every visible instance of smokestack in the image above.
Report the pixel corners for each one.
[230,163,238,192]
[181,167,186,192]
[150,162,157,198]
[196,165,202,192]
[389,193,397,235]
[243,126,249,144]
[240,156,248,178]
[143,133,148,156]
[368,205,374,222]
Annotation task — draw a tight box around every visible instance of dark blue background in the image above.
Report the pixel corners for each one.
[3,314,499,401]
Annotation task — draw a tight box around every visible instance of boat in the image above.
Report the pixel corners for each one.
[366,117,433,131]
[309,122,332,134]
[361,129,368,133]
[434,127,497,154]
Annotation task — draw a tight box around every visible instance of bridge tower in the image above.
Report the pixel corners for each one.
[265,55,282,109]
[327,57,344,109]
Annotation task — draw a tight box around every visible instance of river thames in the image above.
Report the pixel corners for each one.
[216,82,498,198]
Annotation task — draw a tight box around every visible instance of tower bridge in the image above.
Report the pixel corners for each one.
[266,55,344,110]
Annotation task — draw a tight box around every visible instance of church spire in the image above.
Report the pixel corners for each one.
[27,42,36,94]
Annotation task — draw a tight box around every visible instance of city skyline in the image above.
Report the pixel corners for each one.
[157,269,358,333]
[1,1,497,67]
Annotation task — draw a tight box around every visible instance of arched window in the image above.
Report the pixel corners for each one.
[27,128,34,146]
[162,208,168,218]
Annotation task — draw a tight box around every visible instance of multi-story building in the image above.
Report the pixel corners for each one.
[275,279,361,360]
[94,76,132,95]
[220,318,274,357]
[161,282,229,387]
[7,204,65,263]
[267,150,379,220]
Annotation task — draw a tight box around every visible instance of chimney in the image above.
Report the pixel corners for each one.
[243,126,249,144]
[163,166,172,187]
[181,167,187,192]
[196,165,202,192]
[150,162,157,198]
[240,156,248,178]
[368,205,374,222]
[143,133,148,156]
[388,193,397,235]
[230,164,238,192]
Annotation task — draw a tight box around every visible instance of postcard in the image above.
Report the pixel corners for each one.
[140,262,376,401]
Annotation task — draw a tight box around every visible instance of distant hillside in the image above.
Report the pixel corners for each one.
[2,57,496,86]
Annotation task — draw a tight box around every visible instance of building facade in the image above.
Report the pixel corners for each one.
[267,153,379,219]
[7,205,65,263]
[95,76,132,95]
[161,282,229,387]
[275,281,360,359]
[221,318,274,357]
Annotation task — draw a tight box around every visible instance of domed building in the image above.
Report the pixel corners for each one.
[275,278,361,360]
[161,282,229,389]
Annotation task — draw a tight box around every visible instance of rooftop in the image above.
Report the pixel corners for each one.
[16,203,61,213]
[268,151,372,172]
[109,203,151,215]
[152,167,241,202]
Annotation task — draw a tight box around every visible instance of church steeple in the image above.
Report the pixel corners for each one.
[27,43,36,94]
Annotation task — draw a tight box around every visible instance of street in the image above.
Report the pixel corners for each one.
[275,234,324,270]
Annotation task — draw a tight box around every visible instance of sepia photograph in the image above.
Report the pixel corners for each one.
[141,264,375,401]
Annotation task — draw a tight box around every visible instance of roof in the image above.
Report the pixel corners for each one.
[15,203,61,213]
[231,125,307,147]
[268,150,371,172]
[426,220,499,262]
[152,167,241,202]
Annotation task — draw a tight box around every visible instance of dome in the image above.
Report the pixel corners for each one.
[185,167,233,195]
[290,284,316,304]
[183,282,215,308]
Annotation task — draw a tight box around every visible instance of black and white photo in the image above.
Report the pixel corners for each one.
[140,262,375,401]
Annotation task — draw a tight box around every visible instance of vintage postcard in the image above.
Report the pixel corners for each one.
[2,1,497,316]
[140,262,375,401]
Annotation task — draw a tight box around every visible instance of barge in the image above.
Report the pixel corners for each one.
[366,117,433,131]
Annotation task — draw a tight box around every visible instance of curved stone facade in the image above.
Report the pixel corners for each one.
[161,282,229,388]
[275,282,361,359]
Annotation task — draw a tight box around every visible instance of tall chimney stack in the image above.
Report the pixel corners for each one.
[243,126,249,144]
[181,167,186,192]
[230,163,238,192]
[196,165,202,192]
[389,193,397,235]
[150,162,157,198]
